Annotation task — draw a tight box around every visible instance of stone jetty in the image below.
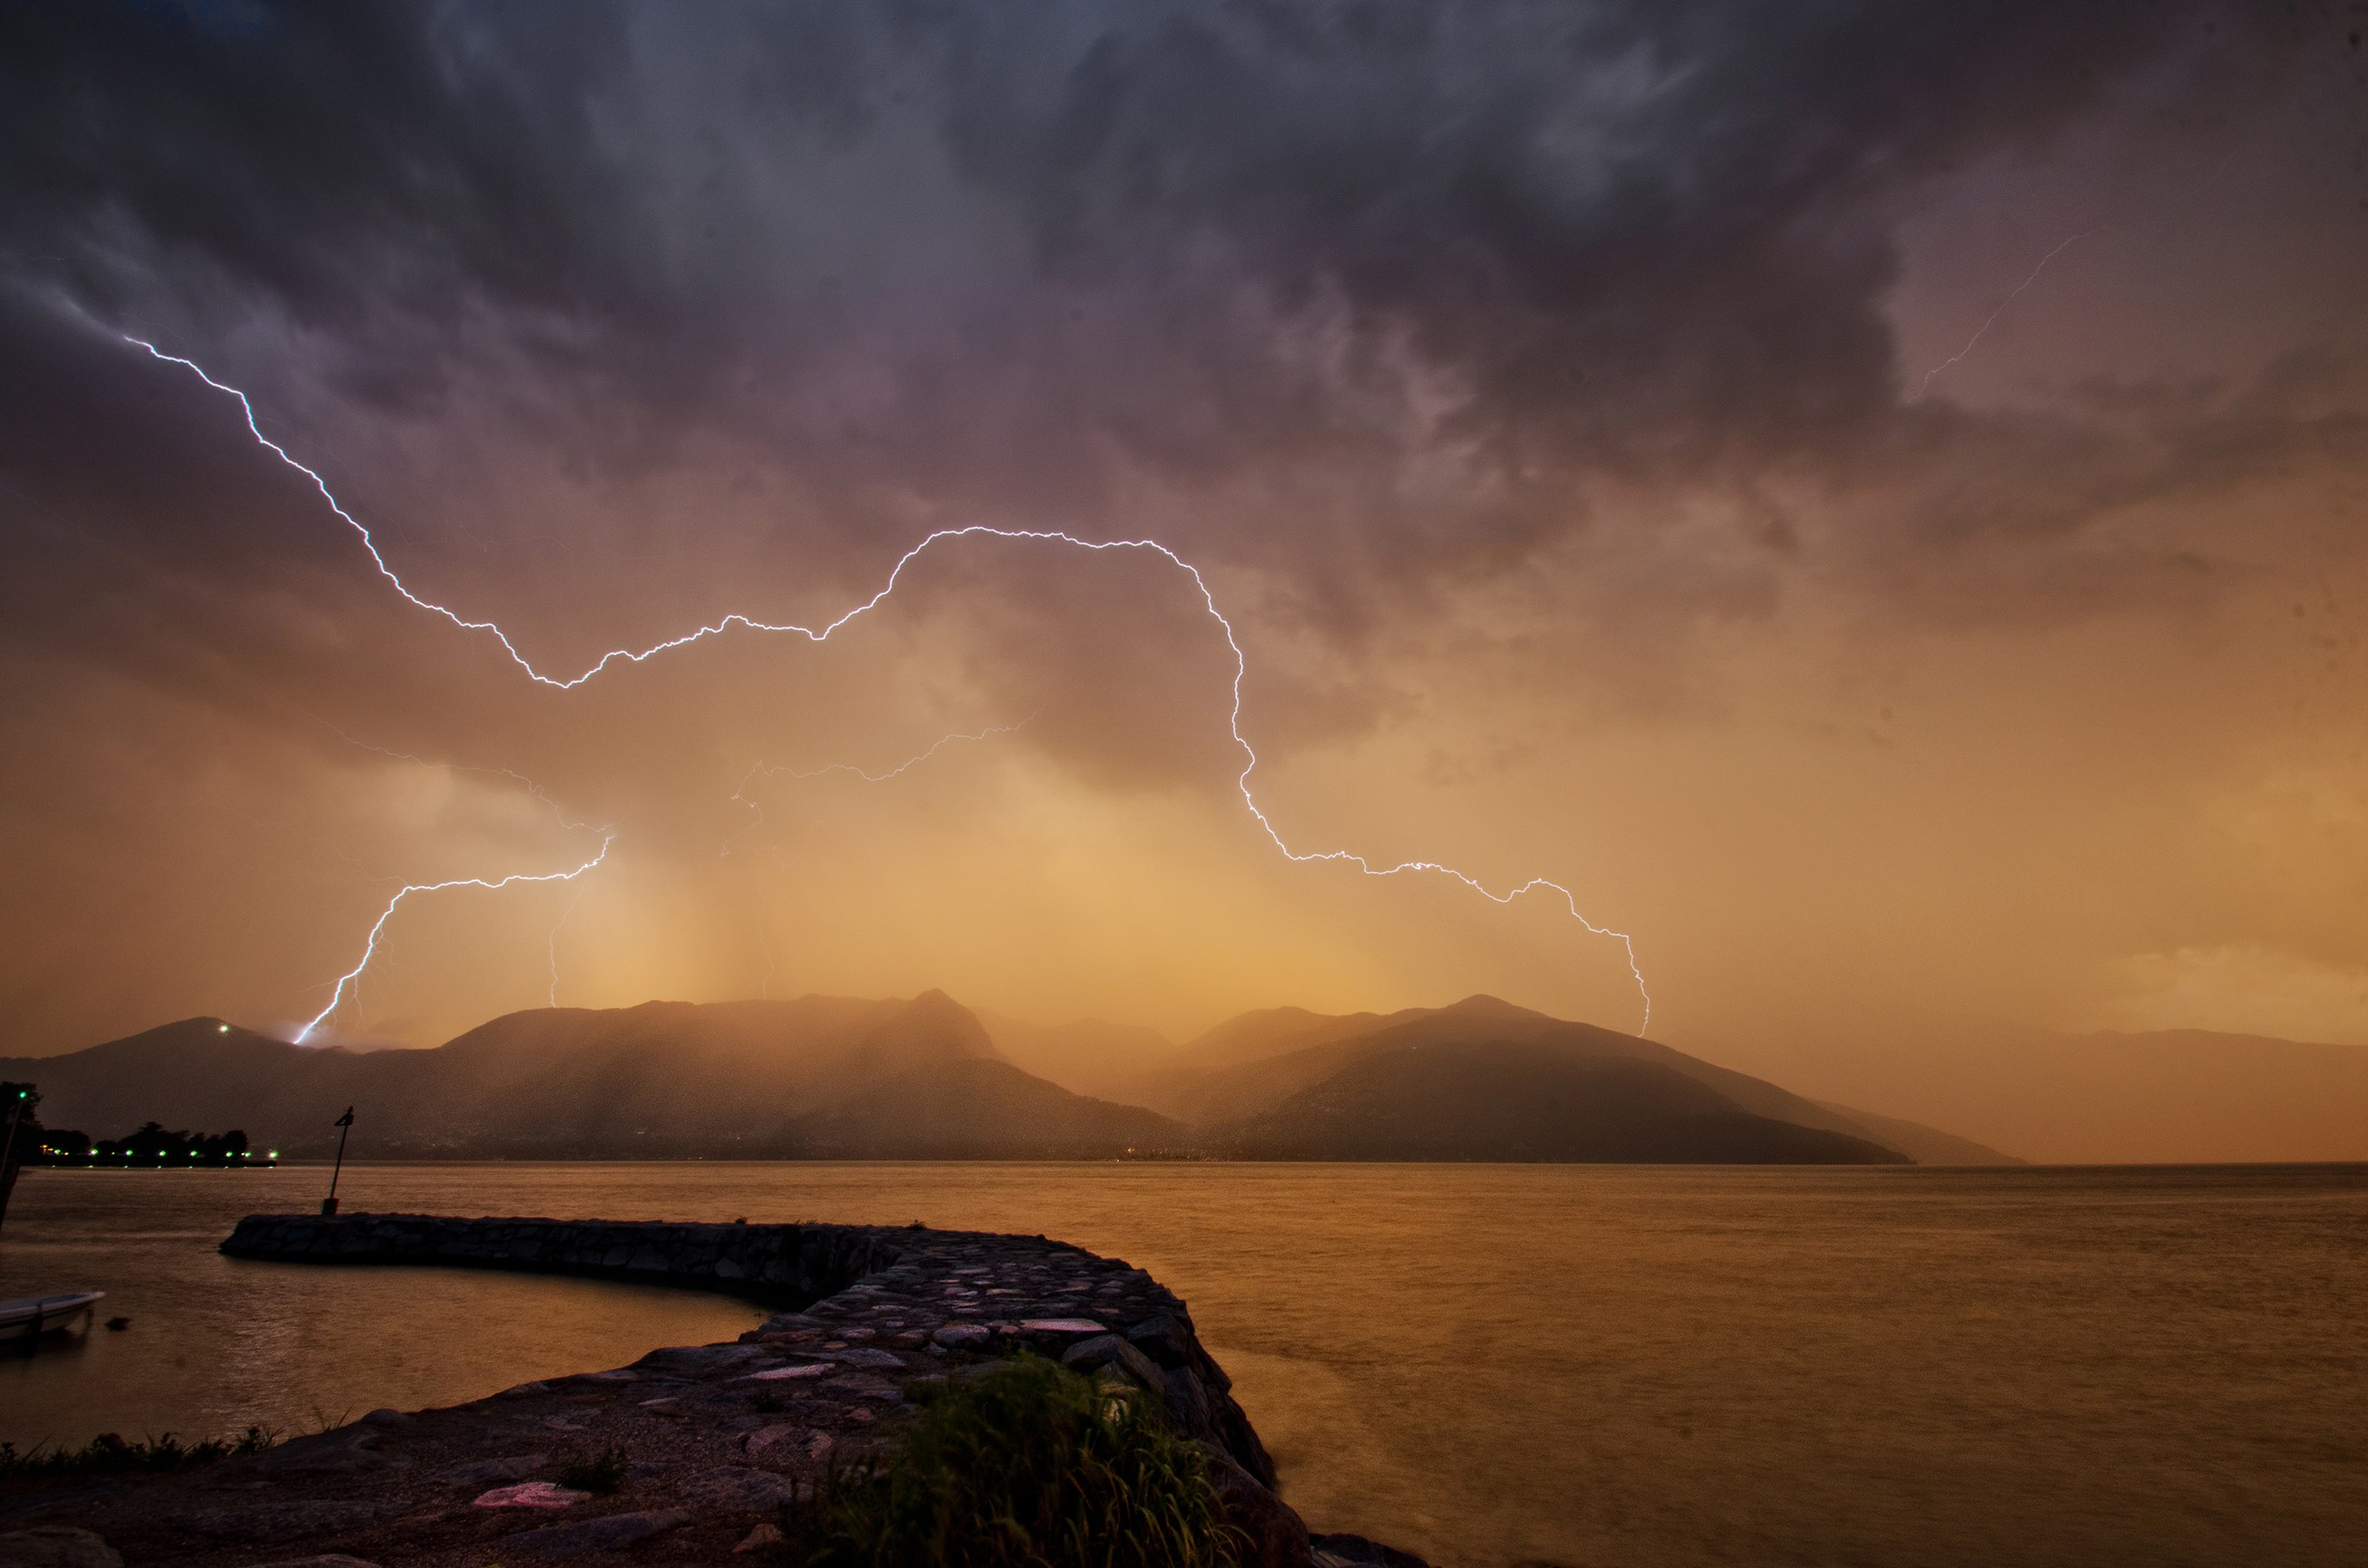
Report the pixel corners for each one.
[0,1213,1431,1568]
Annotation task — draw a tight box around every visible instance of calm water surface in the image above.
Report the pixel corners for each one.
[3,1162,2365,1567]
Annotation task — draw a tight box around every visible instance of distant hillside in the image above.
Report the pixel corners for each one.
[1117,995,2015,1164]
[1213,1038,1910,1164]
[0,992,1183,1159]
[1754,1022,2368,1165]
[973,1011,1183,1104]
[794,1058,1181,1158]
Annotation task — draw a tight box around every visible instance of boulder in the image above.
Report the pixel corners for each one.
[0,1528,122,1568]
[1201,1447,1312,1568]
[684,1467,802,1511]
[1310,1534,1435,1568]
[498,1509,691,1558]
[179,1502,382,1543]
[1059,1333,1167,1391]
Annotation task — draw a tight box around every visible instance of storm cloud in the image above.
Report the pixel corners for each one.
[1,0,2361,1053]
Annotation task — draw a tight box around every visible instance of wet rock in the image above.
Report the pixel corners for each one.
[472,1483,588,1510]
[829,1346,907,1369]
[639,1342,767,1375]
[498,1507,691,1558]
[0,1526,122,1568]
[1202,1449,1312,1568]
[247,1558,384,1568]
[1310,1534,1434,1568]
[247,1432,389,1478]
[436,1453,551,1485]
[930,1322,991,1348]
[1124,1313,1193,1369]
[1059,1333,1167,1390]
[734,1521,786,1554]
[741,1423,803,1455]
[1162,1366,1218,1446]
[180,1501,381,1544]
[0,1486,124,1528]
[684,1467,802,1511]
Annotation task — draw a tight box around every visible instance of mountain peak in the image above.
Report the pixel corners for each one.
[856,989,998,1063]
[1441,993,1539,1018]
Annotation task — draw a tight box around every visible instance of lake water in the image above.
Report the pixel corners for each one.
[3,1162,2365,1568]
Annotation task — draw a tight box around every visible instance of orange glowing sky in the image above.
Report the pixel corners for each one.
[1,2,2363,1094]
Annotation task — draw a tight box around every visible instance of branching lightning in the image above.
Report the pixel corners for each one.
[295,834,615,1043]
[296,720,616,1038]
[134,335,1653,1033]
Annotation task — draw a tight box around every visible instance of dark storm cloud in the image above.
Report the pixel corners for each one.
[0,0,2348,741]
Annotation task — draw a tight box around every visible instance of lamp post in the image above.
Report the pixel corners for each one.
[321,1106,355,1217]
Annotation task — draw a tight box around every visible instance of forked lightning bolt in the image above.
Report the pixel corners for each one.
[131,335,1653,1033]
[296,720,614,1037]
[295,834,614,1043]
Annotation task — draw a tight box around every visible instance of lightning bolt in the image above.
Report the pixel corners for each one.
[1913,230,2095,400]
[295,833,615,1043]
[295,719,615,1038]
[132,336,1653,1033]
[723,713,1039,858]
[548,882,587,1007]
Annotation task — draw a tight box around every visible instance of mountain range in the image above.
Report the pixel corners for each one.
[2,992,2012,1165]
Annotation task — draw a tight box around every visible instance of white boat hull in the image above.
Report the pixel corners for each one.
[0,1291,104,1340]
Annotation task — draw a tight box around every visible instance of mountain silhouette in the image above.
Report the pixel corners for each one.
[6,990,2026,1164]
[1214,1039,1907,1163]
[1059,995,2013,1164]
[0,994,1182,1159]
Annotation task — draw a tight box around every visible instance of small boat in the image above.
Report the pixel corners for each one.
[0,1291,104,1341]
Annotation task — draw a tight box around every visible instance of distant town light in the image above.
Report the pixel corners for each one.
[218,1023,230,1033]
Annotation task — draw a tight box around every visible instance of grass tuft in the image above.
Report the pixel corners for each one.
[777,1354,1238,1568]
[0,1428,273,1481]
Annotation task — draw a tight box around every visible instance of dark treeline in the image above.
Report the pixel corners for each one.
[3,1083,271,1169]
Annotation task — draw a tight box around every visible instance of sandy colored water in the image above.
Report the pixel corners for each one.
[4,1161,2365,1567]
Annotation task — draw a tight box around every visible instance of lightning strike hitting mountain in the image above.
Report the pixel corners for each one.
[294,834,616,1043]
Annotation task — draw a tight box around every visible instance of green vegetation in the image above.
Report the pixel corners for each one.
[0,1428,273,1481]
[556,1443,629,1495]
[778,1355,1238,1568]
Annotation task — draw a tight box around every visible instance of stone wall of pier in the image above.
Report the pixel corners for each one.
[220,1213,889,1307]
[219,1212,1279,1493]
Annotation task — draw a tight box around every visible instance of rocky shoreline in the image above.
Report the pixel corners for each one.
[0,1213,1429,1568]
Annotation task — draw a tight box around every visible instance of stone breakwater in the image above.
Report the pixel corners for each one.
[0,1213,1431,1568]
